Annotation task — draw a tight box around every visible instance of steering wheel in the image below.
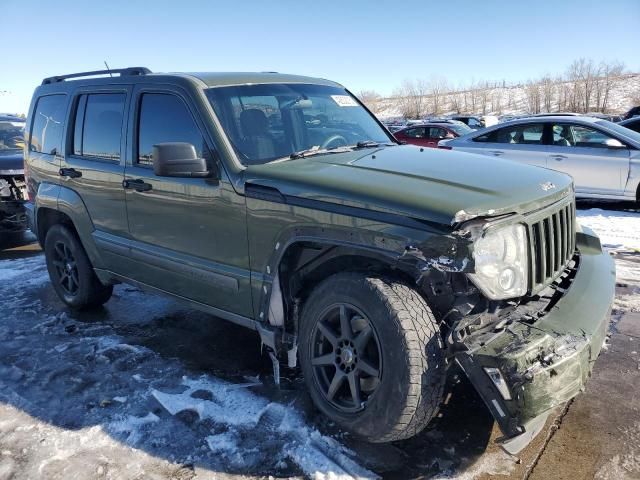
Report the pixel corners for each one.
[321,134,348,150]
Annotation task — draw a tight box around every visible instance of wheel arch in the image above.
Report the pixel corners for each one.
[35,184,104,268]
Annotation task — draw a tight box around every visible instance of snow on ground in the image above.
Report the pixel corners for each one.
[0,254,376,480]
[578,208,640,253]
[577,206,640,314]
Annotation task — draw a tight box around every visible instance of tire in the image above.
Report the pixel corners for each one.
[299,272,445,443]
[44,224,113,309]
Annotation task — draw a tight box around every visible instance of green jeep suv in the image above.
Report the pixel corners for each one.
[24,67,615,449]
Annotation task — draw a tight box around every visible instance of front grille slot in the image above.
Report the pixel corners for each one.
[528,198,576,294]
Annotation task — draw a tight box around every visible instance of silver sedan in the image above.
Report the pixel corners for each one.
[440,116,640,203]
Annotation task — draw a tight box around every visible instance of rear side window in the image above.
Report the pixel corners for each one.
[30,94,67,155]
[402,127,426,138]
[428,127,447,139]
[137,93,204,166]
[475,124,544,144]
[73,93,126,160]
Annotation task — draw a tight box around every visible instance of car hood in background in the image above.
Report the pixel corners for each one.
[245,145,574,227]
[0,151,24,174]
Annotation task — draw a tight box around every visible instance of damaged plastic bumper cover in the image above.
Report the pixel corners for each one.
[456,225,615,446]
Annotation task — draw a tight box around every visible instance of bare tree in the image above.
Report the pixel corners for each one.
[597,61,625,112]
[428,76,448,115]
[356,89,382,113]
[525,80,541,114]
[392,79,429,119]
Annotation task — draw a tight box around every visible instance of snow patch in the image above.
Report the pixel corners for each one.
[431,451,516,479]
[577,209,640,253]
[108,412,160,445]
[152,376,378,480]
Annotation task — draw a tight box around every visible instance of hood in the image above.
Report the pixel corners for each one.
[0,151,24,174]
[245,145,573,226]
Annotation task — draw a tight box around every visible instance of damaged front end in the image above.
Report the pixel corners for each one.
[0,173,28,232]
[410,195,615,453]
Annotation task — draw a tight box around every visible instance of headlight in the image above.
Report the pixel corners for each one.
[468,224,528,300]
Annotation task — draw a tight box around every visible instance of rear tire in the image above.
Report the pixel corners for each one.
[299,272,445,443]
[44,224,113,309]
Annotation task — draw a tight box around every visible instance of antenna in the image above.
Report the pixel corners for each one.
[104,61,113,77]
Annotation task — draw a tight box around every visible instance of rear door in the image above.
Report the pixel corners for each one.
[397,127,429,147]
[426,127,448,148]
[546,122,629,195]
[62,87,130,270]
[122,85,253,317]
[457,123,549,168]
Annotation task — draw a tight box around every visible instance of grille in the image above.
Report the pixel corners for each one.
[528,198,576,293]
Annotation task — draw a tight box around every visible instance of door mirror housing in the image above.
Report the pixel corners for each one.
[152,143,211,178]
[604,138,627,149]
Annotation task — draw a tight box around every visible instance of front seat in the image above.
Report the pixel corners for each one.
[240,109,276,163]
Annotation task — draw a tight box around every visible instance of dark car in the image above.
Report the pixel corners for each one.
[24,67,614,451]
[619,116,640,134]
[394,121,473,148]
[623,106,640,120]
[0,115,28,232]
[449,115,484,129]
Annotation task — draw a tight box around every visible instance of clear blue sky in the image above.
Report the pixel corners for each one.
[2,0,639,114]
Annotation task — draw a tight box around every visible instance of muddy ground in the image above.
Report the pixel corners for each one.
[0,202,638,480]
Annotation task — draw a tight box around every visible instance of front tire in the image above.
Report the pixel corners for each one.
[44,224,113,309]
[299,272,445,443]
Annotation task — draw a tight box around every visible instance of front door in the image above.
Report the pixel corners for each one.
[547,123,629,195]
[123,86,253,317]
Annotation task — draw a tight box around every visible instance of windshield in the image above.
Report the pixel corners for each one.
[448,123,473,136]
[206,84,391,166]
[597,120,640,144]
[0,118,25,152]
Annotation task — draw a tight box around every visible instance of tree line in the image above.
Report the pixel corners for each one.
[358,58,635,119]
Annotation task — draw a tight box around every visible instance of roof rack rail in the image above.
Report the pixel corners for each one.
[42,67,151,85]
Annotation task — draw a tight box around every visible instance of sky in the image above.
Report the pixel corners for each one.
[2,0,639,115]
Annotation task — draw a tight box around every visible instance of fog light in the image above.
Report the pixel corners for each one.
[484,367,512,400]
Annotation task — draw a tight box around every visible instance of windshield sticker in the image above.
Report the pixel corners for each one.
[331,95,358,107]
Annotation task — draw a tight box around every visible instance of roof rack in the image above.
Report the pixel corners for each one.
[42,67,151,85]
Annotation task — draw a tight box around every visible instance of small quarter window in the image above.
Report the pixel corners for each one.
[30,94,67,155]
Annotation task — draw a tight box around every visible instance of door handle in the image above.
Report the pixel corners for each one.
[123,178,152,192]
[59,168,82,179]
[550,155,567,161]
[489,150,504,156]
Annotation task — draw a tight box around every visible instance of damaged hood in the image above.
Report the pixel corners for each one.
[0,151,24,174]
[245,145,573,226]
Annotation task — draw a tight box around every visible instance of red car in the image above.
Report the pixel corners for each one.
[393,121,473,148]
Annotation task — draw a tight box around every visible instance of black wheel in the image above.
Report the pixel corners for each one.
[44,224,113,309]
[300,272,445,443]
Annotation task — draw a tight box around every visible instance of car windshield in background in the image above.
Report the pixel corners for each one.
[206,84,391,166]
[597,120,640,144]
[0,119,25,152]
[448,124,473,136]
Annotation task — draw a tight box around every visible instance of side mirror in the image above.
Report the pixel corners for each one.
[152,143,210,178]
[605,138,627,149]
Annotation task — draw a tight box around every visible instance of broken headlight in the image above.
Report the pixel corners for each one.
[468,224,528,300]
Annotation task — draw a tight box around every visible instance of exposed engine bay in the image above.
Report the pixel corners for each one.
[0,174,28,232]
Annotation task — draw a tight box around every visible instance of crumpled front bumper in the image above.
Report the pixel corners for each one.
[456,225,615,446]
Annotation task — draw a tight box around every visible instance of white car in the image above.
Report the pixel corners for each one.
[440,115,640,203]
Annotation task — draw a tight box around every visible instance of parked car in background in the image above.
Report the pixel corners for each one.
[623,106,640,120]
[619,116,640,134]
[24,67,615,451]
[440,115,640,203]
[449,115,484,129]
[393,120,473,148]
[0,114,28,232]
